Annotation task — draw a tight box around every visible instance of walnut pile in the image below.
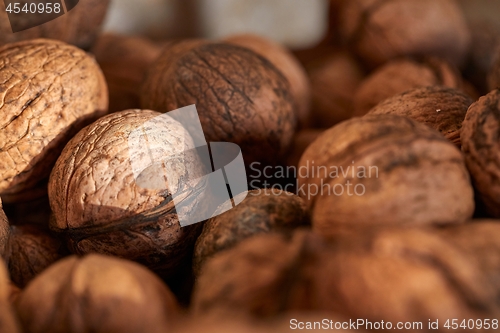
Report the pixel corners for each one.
[298,115,474,233]
[0,0,110,50]
[339,0,470,68]
[461,89,500,217]
[48,110,203,276]
[4,225,67,288]
[0,39,108,203]
[353,57,464,116]
[192,226,500,330]
[224,34,311,127]
[193,189,309,274]
[141,41,296,165]
[367,86,473,147]
[16,254,180,333]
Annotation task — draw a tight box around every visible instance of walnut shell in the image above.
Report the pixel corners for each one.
[354,57,463,116]
[141,41,296,166]
[367,86,473,147]
[0,199,8,257]
[4,225,67,288]
[48,110,202,275]
[91,34,163,113]
[0,39,108,203]
[0,0,110,50]
[309,52,364,127]
[339,0,470,68]
[193,189,310,274]
[0,258,21,333]
[224,34,311,127]
[461,89,500,217]
[16,254,180,333]
[193,227,500,324]
[298,115,474,233]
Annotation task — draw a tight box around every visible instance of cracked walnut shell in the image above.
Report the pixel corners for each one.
[0,39,108,203]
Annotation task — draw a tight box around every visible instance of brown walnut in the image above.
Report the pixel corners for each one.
[48,110,203,275]
[193,226,500,328]
[367,86,473,147]
[0,257,21,333]
[224,34,311,127]
[339,0,470,68]
[0,0,110,50]
[309,51,364,127]
[141,41,296,166]
[353,57,463,116]
[16,254,180,333]
[4,224,67,288]
[0,39,108,203]
[461,89,500,217]
[193,189,310,274]
[297,115,474,233]
[91,33,163,113]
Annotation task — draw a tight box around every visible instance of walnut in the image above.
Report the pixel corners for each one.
[353,57,463,116]
[0,199,8,257]
[297,115,474,233]
[0,257,21,333]
[367,86,473,147]
[141,41,296,166]
[0,0,110,50]
[4,225,67,288]
[224,34,311,127]
[92,34,163,113]
[0,39,108,203]
[16,254,180,333]
[339,0,470,68]
[309,52,364,127]
[193,226,500,325]
[48,110,203,276]
[461,89,500,217]
[193,189,310,274]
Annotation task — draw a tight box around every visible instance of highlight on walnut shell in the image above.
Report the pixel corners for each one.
[339,0,470,68]
[224,33,311,127]
[309,51,364,127]
[141,41,296,166]
[91,33,163,113]
[4,225,67,288]
[0,39,108,203]
[0,257,21,333]
[193,226,500,324]
[366,86,473,147]
[0,199,8,257]
[48,110,204,276]
[353,57,464,116]
[297,115,474,233]
[16,254,180,333]
[193,189,310,274]
[0,0,110,50]
[461,89,500,217]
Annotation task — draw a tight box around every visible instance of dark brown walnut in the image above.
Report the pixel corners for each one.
[286,129,325,168]
[309,52,364,127]
[48,110,203,276]
[461,89,500,217]
[0,0,110,50]
[224,34,311,127]
[141,41,296,166]
[367,86,473,147]
[0,39,108,203]
[353,57,464,116]
[4,225,67,288]
[193,228,500,329]
[193,189,310,274]
[0,257,21,333]
[298,115,474,233]
[92,34,164,113]
[339,0,470,68]
[489,50,500,91]
[16,254,180,333]
[0,199,8,257]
